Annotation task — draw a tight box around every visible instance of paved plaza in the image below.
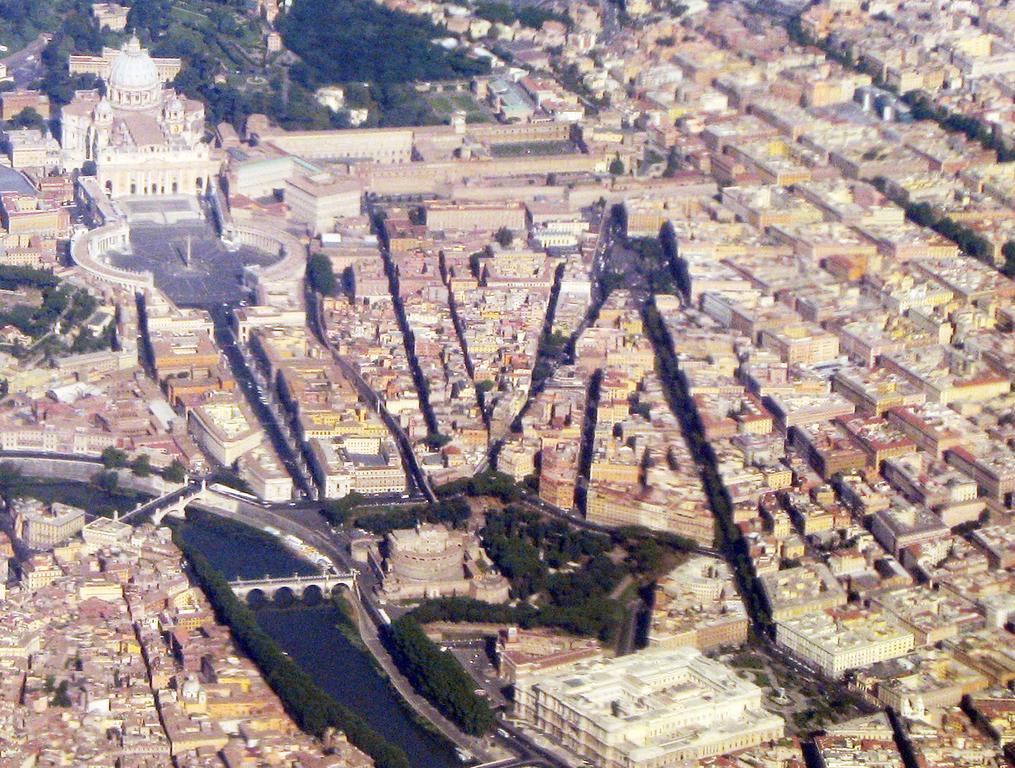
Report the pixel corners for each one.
[108,219,281,306]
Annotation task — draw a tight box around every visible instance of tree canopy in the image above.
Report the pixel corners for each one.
[387,617,495,735]
[307,253,337,296]
[278,0,489,87]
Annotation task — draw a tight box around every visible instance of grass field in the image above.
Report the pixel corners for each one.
[423,91,495,124]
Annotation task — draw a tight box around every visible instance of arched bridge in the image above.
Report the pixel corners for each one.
[118,481,244,525]
[228,572,358,601]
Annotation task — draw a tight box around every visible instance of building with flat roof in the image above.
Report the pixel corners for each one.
[496,626,604,685]
[0,90,51,121]
[872,586,983,646]
[942,630,1015,686]
[870,501,950,557]
[3,128,61,172]
[813,713,905,768]
[231,304,305,343]
[81,516,133,548]
[308,434,406,498]
[285,173,362,235]
[649,555,749,651]
[947,446,1015,508]
[236,444,292,502]
[851,647,989,713]
[246,118,413,164]
[92,2,129,31]
[970,523,1015,570]
[12,500,86,549]
[776,606,914,678]
[758,562,847,621]
[188,393,264,466]
[514,647,785,768]
[425,201,527,233]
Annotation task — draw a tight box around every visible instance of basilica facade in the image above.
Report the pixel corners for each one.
[61,37,220,198]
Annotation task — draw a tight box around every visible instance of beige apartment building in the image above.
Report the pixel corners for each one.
[13,501,86,550]
[586,482,716,546]
[0,90,50,121]
[92,2,129,30]
[758,562,848,621]
[948,447,1015,508]
[236,445,293,502]
[246,117,413,163]
[308,435,407,499]
[425,201,527,233]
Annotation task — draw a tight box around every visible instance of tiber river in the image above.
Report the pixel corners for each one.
[175,513,460,768]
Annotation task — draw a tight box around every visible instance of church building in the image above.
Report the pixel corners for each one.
[61,36,220,198]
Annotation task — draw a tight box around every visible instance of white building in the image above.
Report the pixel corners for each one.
[776,606,915,677]
[188,394,264,466]
[236,444,293,502]
[514,647,785,768]
[3,128,62,171]
[314,86,346,112]
[60,36,220,198]
[308,435,407,499]
[285,173,363,235]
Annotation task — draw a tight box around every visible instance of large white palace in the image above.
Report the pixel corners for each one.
[61,36,220,198]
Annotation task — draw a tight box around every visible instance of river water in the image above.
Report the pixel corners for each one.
[176,513,459,768]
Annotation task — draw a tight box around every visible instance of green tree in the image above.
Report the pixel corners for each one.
[609,156,625,176]
[494,226,513,248]
[322,492,368,526]
[388,617,496,735]
[1002,241,1015,277]
[8,107,47,132]
[127,0,172,36]
[130,454,152,477]
[93,470,119,494]
[307,253,337,296]
[422,432,451,450]
[50,680,72,708]
[163,459,186,483]
[0,461,24,497]
[278,0,489,87]
[601,270,625,293]
[101,446,128,469]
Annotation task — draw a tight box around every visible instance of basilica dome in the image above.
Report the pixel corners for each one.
[107,36,161,108]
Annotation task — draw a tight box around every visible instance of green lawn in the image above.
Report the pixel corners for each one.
[489,140,577,158]
[727,651,765,670]
[423,91,495,125]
